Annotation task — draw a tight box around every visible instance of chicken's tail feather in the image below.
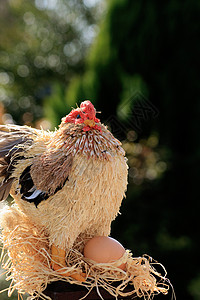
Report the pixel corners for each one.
[0,124,36,201]
[0,178,13,201]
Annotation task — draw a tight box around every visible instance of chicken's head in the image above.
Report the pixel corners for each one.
[57,100,124,160]
[64,101,101,132]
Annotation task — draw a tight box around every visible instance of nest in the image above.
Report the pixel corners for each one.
[0,206,169,300]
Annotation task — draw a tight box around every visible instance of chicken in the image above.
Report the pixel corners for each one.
[0,101,128,281]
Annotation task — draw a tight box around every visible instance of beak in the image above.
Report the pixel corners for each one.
[84,119,96,127]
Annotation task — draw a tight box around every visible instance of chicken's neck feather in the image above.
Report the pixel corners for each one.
[48,122,125,161]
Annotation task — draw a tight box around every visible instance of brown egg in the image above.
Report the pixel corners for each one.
[84,236,126,270]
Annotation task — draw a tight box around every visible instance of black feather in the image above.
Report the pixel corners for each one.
[19,166,69,208]
[19,166,49,207]
[19,166,33,194]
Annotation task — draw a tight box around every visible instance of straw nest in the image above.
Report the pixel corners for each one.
[0,206,169,300]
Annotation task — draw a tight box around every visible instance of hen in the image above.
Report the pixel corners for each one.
[0,100,128,281]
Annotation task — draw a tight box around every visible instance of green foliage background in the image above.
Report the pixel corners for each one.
[0,0,200,299]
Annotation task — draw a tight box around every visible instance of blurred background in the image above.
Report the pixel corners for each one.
[0,0,199,299]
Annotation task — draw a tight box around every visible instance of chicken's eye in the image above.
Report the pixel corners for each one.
[76,114,81,119]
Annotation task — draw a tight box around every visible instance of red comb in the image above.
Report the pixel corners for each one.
[80,101,96,119]
[64,100,101,131]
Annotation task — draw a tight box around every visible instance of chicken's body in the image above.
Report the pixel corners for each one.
[0,102,128,255]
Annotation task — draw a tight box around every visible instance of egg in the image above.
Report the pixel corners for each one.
[84,236,126,270]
